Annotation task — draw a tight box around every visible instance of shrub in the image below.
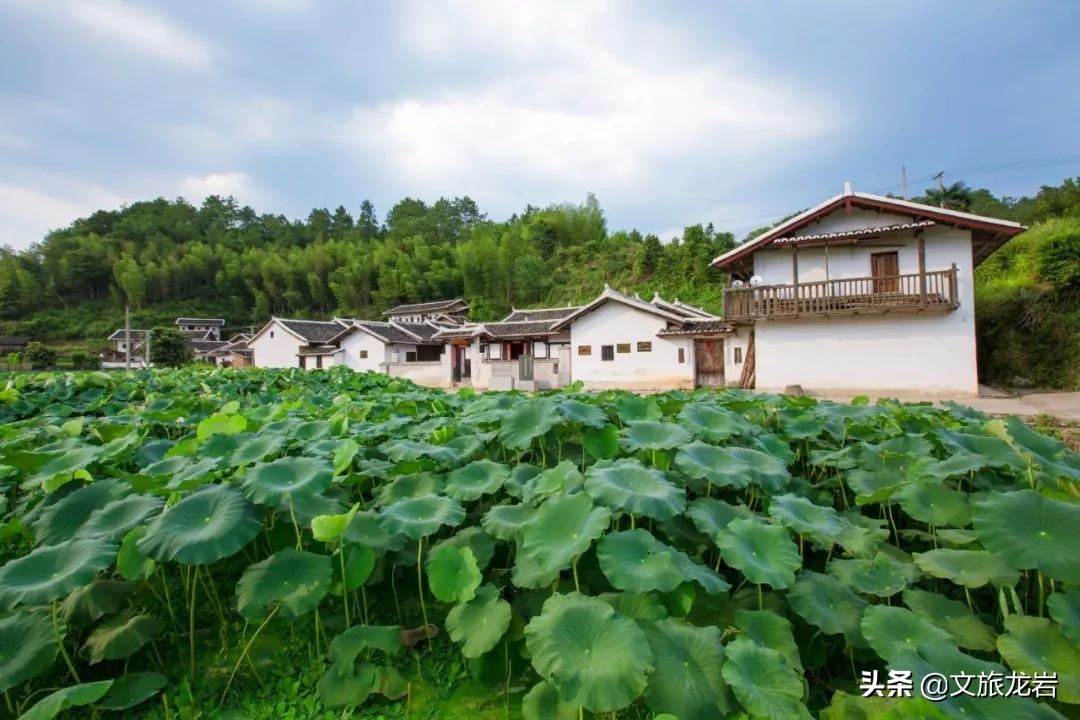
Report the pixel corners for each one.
[24,342,57,370]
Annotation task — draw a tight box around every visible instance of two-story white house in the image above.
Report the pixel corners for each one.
[710,184,1025,397]
[382,299,469,324]
[247,318,350,369]
[175,318,226,341]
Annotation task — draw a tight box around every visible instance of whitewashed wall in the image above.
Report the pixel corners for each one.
[568,303,695,390]
[384,361,449,388]
[751,223,979,396]
[250,322,303,368]
[337,331,388,372]
[724,327,750,385]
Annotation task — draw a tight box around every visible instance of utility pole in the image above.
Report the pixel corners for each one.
[901,165,908,200]
[933,171,945,206]
[125,304,131,371]
[145,329,151,368]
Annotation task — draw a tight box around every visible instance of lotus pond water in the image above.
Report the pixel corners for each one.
[0,366,1078,719]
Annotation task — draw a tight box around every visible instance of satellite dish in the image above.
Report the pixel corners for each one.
[731,279,745,289]
[749,275,764,287]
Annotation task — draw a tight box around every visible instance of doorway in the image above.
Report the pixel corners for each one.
[871,251,899,293]
[694,339,725,387]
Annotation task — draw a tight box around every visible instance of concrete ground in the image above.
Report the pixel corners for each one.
[960,391,1080,422]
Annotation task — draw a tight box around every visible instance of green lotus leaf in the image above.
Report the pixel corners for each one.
[818,691,909,720]
[1047,588,1080,646]
[242,456,333,505]
[25,446,100,491]
[343,510,407,554]
[583,424,620,460]
[0,611,57,693]
[511,550,562,589]
[504,463,540,499]
[779,410,826,440]
[498,398,560,450]
[734,609,803,672]
[318,662,377,710]
[717,518,801,589]
[520,493,610,577]
[894,482,970,528]
[34,480,124,545]
[236,548,332,621]
[686,497,753,540]
[336,544,375,591]
[787,571,867,644]
[445,459,510,501]
[597,592,669,621]
[901,588,997,651]
[558,399,608,428]
[311,502,360,543]
[377,473,444,506]
[328,624,403,664]
[687,446,791,493]
[597,529,728,594]
[482,503,537,542]
[675,442,742,490]
[117,527,155,581]
[525,592,653,713]
[521,681,577,720]
[230,433,287,466]
[137,484,262,565]
[614,394,662,421]
[913,549,1020,588]
[379,494,464,540]
[767,493,846,543]
[830,552,919,596]
[621,420,692,452]
[98,672,167,711]
[721,637,805,719]
[0,536,117,611]
[445,583,511,658]
[642,619,735,720]
[677,402,751,442]
[80,610,163,664]
[431,526,496,570]
[997,615,1080,703]
[60,578,131,625]
[972,489,1080,583]
[17,680,113,720]
[427,545,481,603]
[196,412,247,440]
[155,456,223,491]
[860,605,953,662]
[584,459,685,521]
[522,460,584,504]
[77,494,163,541]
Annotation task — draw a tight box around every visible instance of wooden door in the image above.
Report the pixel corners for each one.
[694,339,725,387]
[871,251,899,293]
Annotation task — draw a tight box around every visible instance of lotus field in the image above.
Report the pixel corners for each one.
[1,368,1080,719]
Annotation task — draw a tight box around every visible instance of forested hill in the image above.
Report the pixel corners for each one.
[0,178,1077,388]
[0,194,735,342]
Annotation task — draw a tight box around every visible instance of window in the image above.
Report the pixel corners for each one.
[578,345,592,356]
[299,356,306,369]
[417,345,442,362]
[316,355,324,369]
[616,343,631,354]
[637,342,652,352]
[678,348,685,364]
[734,347,743,364]
[270,331,274,338]
[359,349,368,359]
[406,351,417,362]
[601,345,615,361]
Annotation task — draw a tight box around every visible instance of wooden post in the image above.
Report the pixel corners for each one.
[791,245,800,314]
[124,304,131,371]
[916,232,927,309]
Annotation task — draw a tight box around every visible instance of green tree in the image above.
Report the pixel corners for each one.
[922,181,974,211]
[149,326,193,367]
[25,342,58,369]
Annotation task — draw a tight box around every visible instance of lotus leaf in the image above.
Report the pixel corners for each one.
[901,588,997,651]
[243,456,332,505]
[894,481,970,527]
[344,510,407,554]
[597,592,669,621]
[686,497,752,540]
[336,544,375,591]
[642,619,735,720]
[583,424,620,460]
[445,583,511,657]
[0,536,117,611]
[597,529,728,594]
[584,458,685,520]
[379,494,464,540]
[34,480,123,545]
[558,398,608,428]
[972,489,1080,583]
[59,578,131,625]
[717,517,801,589]
[860,605,952,661]
[1047,588,1080,646]
[196,412,247,440]
[98,672,167,711]
[80,610,163,664]
[767,493,846,542]
[520,493,610,577]
[913,549,1020,588]
[482,503,537,542]
[521,681,577,720]
[677,402,750,441]
[116,527,155,581]
[445,459,509,500]
[137,484,261,565]
[17,680,113,720]
[511,550,562,589]
[427,545,481,603]
[230,433,287,466]
[376,473,444,505]
[76,494,163,541]
[621,420,692,452]
[311,503,360,543]
[0,611,57,693]
[997,615,1080,703]
[525,592,653,712]
[431,526,496,570]
[522,460,583,503]
[734,609,803,672]
[236,548,332,621]
[721,637,805,719]
[787,571,867,643]
[498,398,559,450]
[830,552,918,596]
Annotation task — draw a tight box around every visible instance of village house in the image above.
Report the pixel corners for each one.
[710,184,1026,397]
[328,319,447,384]
[383,298,469,324]
[175,317,225,340]
[206,333,253,367]
[0,335,31,355]
[103,329,149,367]
[247,318,350,369]
[552,286,735,390]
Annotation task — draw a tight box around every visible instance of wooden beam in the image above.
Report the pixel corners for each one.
[916,231,927,309]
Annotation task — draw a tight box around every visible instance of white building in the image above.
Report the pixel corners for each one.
[710,185,1026,397]
[247,318,350,369]
[329,319,448,384]
[551,287,736,391]
[382,298,469,325]
[175,318,226,341]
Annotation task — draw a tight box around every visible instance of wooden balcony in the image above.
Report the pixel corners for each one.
[723,267,959,321]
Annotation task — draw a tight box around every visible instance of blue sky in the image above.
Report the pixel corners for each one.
[1,0,1078,249]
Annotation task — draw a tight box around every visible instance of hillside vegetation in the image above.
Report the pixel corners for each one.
[0,178,1077,387]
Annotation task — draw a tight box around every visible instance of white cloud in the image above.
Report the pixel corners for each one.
[338,0,841,212]
[0,182,128,250]
[67,0,213,69]
[177,172,259,204]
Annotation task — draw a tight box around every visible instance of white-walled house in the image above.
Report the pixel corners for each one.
[383,298,469,324]
[551,287,735,391]
[175,318,225,341]
[329,320,448,385]
[248,318,350,369]
[710,185,1025,397]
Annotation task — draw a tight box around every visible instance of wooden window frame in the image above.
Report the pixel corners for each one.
[359,349,369,359]
[734,347,743,364]
[578,345,592,356]
[616,343,631,354]
[677,348,686,364]
[636,341,652,352]
[601,345,615,362]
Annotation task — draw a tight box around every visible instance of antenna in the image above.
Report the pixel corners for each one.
[901,165,908,200]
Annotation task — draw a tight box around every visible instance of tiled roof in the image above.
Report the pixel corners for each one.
[648,294,718,319]
[657,320,733,337]
[298,346,341,356]
[484,321,564,338]
[175,318,225,326]
[190,340,230,353]
[279,319,348,343]
[383,298,468,315]
[394,322,441,341]
[774,221,937,245]
[432,326,481,340]
[551,285,687,330]
[108,329,148,341]
[501,306,581,322]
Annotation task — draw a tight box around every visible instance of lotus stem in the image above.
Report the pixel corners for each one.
[572,558,581,593]
[187,565,198,690]
[51,599,81,683]
[417,539,430,638]
[757,584,763,611]
[1037,571,1045,617]
[391,564,402,624]
[339,546,351,628]
[221,606,278,704]
[288,498,302,549]
[162,692,172,720]
[503,640,511,719]
[361,586,370,625]
[5,688,15,715]
[964,586,974,613]
[578,706,584,720]
[629,514,635,530]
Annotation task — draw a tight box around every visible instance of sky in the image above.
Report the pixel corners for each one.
[1,0,1079,250]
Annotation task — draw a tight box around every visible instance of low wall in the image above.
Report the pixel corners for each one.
[382,361,450,388]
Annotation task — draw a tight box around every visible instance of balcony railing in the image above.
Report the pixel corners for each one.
[723,267,958,321]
